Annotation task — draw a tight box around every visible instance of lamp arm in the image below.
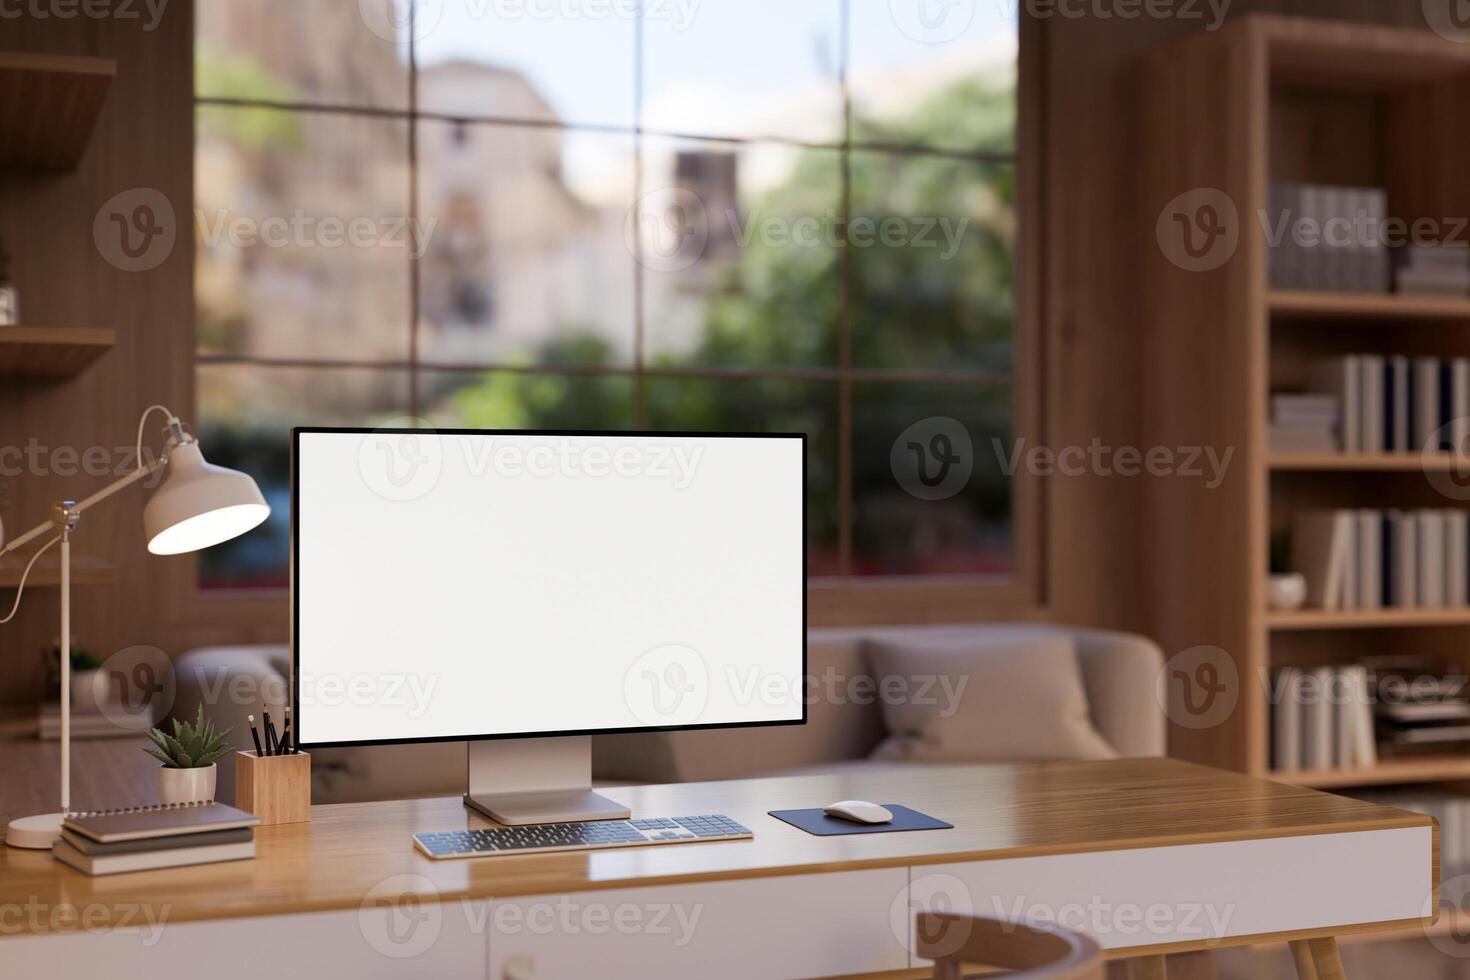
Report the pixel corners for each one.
[0,457,166,556]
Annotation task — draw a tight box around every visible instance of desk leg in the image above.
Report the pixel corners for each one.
[1288,941,1319,980]
[1305,938,1346,980]
[1128,955,1167,980]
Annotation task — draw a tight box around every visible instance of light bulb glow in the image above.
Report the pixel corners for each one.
[147,503,269,555]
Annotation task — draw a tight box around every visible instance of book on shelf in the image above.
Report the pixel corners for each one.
[1269,183,1391,294]
[1290,507,1470,611]
[1271,664,1376,773]
[1395,244,1470,298]
[1298,353,1470,456]
[1269,393,1338,452]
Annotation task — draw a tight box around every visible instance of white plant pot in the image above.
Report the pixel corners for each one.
[158,763,217,805]
[1269,573,1308,611]
[69,669,109,713]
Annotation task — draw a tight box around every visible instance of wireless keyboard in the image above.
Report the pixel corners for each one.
[413,814,754,859]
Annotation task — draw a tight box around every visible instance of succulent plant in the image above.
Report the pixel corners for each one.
[144,705,232,769]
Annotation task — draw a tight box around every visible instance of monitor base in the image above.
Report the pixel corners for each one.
[464,789,631,826]
[464,735,630,825]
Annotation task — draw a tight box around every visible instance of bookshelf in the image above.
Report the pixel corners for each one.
[1272,289,1470,321]
[0,51,114,172]
[0,325,115,379]
[1142,16,1470,794]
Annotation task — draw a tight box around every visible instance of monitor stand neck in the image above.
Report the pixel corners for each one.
[464,736,631,825]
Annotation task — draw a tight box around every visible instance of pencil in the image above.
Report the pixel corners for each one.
[247,714,264,756]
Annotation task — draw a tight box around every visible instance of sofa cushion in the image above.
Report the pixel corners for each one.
[865,631,1118,764]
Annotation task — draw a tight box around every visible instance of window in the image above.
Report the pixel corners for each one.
[195,1,1029,609]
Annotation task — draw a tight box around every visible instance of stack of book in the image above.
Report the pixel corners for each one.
[1306,354,1470,454]
[1268,183,1391,293]
[1292,508,1469,610]
[1271,665,1377,772]
[1368,658,1470,754]
[1395,245,1470,298]
[52,800,260,876]
[1269,394,1339,453]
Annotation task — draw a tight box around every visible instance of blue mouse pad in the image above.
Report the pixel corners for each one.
[767,805,953,836]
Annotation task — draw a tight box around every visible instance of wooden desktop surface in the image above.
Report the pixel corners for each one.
[0,757,1433,937]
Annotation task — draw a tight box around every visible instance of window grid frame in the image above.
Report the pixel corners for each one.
[192,0,1028,592]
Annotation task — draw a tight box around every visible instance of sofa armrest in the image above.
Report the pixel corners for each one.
[1066,626,1166,758]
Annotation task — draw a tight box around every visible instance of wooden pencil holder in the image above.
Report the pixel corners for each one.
[235,751,311,826]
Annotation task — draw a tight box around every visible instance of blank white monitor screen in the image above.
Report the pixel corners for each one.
[293,429,805,746]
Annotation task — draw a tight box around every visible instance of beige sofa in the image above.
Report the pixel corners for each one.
[172,624,1164,806]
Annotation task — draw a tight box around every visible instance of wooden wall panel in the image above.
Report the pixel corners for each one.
[0,5,195,704]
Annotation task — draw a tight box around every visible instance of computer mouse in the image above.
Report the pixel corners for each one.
[823,800,893,824]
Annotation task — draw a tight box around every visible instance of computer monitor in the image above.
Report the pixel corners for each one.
[292,428,806,823]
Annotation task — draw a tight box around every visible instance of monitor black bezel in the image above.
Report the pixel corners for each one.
[291,426,808,749]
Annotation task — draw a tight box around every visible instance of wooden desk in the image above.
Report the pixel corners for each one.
[0,759,1437,979]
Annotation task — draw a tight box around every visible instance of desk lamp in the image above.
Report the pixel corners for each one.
[1,405,270,848]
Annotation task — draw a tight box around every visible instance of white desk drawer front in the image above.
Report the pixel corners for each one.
[488,869,910,980]
[912,827,1433,957]
[0,901,489,980]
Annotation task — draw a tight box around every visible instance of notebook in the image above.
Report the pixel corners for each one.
[59,826,254,856]
[63,801,260,844]
[52,837,255,876]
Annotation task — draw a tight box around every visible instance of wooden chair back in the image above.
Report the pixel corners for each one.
[915,912,1105,979]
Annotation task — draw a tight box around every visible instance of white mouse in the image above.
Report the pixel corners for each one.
[824,800,893,824]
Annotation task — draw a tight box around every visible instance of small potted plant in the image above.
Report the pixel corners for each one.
[145,705,232,804]
[67,648,107,712]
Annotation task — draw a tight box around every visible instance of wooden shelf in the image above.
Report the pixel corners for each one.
[1268,608,1470,631]
[1273,757,1470,789]
[0,51,115,172]
[0,554,115,588]
[0,325,114,378]
[1271,290,1470,321]
[1268,452,1470,471]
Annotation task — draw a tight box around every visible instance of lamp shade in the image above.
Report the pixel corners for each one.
[144,441,270,555]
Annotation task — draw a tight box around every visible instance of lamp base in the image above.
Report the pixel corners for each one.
[5,811,62,849]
